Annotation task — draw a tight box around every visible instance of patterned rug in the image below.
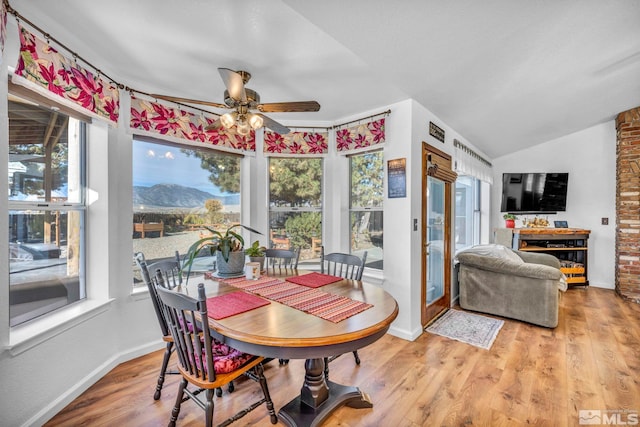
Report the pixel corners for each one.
[425,309,504,350]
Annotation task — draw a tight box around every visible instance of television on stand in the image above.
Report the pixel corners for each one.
[500,172,569,214]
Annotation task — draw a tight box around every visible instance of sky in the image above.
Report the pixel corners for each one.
[132,139,228,196]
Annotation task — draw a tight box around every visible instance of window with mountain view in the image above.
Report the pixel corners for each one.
[350,151,384,270]
[8,94,87,326]
[132,138,241,286]
[268,157,323,266]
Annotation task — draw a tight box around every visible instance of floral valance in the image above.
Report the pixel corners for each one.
[336,118,385,153]
[264,130,328,155]
[13,25,120,124]
[130,96,255,152]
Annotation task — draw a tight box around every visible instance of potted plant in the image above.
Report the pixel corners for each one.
[503,213,517,229]
[183,224,261,278]
[245,240,266,272]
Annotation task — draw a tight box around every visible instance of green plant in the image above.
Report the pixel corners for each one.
[503,213,516,220]
[183,224,261,270]
[284,212,321,249]
[245,240,266,257]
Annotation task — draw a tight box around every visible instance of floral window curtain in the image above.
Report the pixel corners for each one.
[336,118,385,153]
[0,1,7,64]
[13,25,120,123]
[130,96,255,152]
[264,130,328,155]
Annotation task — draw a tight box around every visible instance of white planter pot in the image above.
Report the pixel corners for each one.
[216,251,246,276]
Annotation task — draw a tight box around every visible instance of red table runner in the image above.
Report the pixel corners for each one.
[214,275,373,323]
[206,291,270,320]
[285,272,344,288]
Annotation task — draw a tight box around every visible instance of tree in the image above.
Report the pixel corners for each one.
[269,158,322,206]
[204,198,224,224]
[285,212,321,249]
[181,149,240,193]
[351,152,384,207]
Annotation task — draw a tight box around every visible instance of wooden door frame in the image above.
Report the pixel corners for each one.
[421,143,456,327]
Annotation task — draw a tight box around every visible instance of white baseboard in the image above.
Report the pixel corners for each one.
[388,324,424,341]
[25,340,164,427]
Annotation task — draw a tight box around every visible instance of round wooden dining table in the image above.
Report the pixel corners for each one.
[181,271,398,427]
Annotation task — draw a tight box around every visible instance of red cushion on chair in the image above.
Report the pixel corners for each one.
[193,338,255,375]
[210,341,255,374]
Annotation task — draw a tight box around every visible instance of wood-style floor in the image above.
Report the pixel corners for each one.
[45,287,640,426]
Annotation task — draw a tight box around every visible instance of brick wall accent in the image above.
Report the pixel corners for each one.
[616,106,640,303]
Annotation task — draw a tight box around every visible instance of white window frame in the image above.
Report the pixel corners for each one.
[349,150,384,270]
[267,157,323,265]
[131,136,243,288]
[7,95,88,328]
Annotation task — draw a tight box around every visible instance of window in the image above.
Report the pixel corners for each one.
[8,96,87,326]
[131,138,241,286]
[268,157,323,265]
[350,151,384,270]
[455,176,481,252]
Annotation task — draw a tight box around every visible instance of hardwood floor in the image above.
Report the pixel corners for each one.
[45,287,640,426]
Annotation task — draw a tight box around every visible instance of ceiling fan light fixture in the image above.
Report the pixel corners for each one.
[248,113,263,129]
[155,68,318,135]
[220,112,236,129]
[236,120,251,136]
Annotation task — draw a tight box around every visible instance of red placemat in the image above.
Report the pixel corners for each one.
[285,272,344,288]
[206,291,270,320]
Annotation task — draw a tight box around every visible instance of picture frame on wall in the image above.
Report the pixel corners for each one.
[388,158,407,198]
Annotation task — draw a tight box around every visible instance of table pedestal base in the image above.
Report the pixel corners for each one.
[278,380,373,427]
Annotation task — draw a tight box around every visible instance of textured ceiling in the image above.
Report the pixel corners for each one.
[6,0,640,158]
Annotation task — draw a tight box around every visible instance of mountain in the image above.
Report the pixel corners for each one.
[133,184,239,208]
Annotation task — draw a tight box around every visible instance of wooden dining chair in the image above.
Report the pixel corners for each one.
[156,283,278,427]
[135,253,181,400]
[321,248,368,281]
[320,247,368,375]
[264,247,300,275]
[135,253,230,399]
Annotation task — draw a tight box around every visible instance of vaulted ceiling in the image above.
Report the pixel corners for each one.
[7,0,640,158]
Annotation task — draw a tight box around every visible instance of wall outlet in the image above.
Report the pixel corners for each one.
[601,217,609,225]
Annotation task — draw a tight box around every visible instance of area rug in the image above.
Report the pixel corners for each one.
[425,309,504,350]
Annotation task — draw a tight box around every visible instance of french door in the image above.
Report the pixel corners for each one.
[421,143,457,326]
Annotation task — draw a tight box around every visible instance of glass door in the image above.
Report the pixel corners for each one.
[421,144,455,327]
[426,176,445,305]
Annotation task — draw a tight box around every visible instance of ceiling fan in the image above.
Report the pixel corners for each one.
[153,68,320,135]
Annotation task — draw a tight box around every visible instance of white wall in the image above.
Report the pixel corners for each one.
[0,19,489,425]
[491,121,617,289]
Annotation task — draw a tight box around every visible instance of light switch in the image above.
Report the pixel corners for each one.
[601,217,609,225]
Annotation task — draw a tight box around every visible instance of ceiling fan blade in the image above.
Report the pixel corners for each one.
[204,118,223,131]
[257,113,290,134]
[152,94,228,109]
[218,68,247,102]
[257,101,321,113]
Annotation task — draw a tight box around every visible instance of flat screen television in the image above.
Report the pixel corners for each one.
[500,172,569,214]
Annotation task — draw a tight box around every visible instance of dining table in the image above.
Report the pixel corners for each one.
[178,269,399,427]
